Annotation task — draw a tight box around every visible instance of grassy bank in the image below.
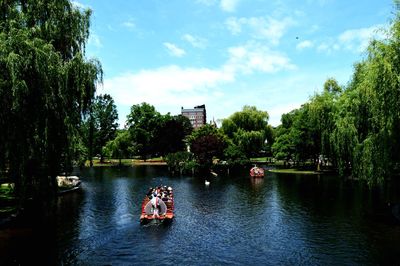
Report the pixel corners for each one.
[268,169,320,175]
[85,158,166,167]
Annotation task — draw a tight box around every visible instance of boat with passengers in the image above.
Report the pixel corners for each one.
[250,165,265,178]
[56,175,82,195]
[140,186,174,224]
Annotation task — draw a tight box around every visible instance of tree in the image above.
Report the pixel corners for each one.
[83,94,118,165]
[273,4,400,182]
[103,130,134,166]
[126,103,162,159]
[308,79,341,167]
[186,125,227,171]
[221,106,270,158]
[154,114,193,156]
[0,0,102,206]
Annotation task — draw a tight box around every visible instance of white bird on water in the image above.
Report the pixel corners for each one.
[205,180,210,186]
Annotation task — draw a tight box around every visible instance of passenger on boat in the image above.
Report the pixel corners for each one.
[150,193,161,218]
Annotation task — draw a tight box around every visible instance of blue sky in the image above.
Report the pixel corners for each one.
[74,0,393,127]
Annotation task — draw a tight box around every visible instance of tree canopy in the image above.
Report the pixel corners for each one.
[0,0,102,204]
[125,103,193,159]
[82,94,118,165]
[221,106,271,157]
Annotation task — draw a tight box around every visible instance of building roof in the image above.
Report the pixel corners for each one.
[181,108,205,112]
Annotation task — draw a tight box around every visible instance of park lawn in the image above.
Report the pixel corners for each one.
[86,157,166,167]
[268,169,320,175]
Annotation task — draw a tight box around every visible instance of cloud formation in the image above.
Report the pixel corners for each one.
[225,16,294,45]
[163,42,186,57]
[338,25,385,52]
[220,0,240,12]
[182,34,207,49]
[296,40,313,50]
[316,24,385,54]
[101,40,296,126]
[225,42,296,74]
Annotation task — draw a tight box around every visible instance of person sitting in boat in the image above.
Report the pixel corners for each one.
[161,192,169,202]
[150,193,161,218]
[251,165,258,173]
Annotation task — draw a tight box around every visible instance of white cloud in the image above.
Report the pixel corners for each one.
[224,42,296,74]
[296,40,313,50]
[197,0,240,12]
[220,0,240,12]
[163,42,186,57]
[102,65,233,113]
[338,25,385,52]
[182,34,207,49]
[102,42,296,126]
[225,16,294,45]
[225,17,242,35]
[316,24,386,54]
[196,0,217,6]
[122,21,136,29]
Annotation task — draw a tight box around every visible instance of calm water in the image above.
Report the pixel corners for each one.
[1,166,400,265]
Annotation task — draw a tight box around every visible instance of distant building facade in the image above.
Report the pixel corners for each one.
[181,104,206,129]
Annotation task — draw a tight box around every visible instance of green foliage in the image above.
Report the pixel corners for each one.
[82,94,118,164]
[222,143,249,167]
[103,130,134,164]
[323,78,342,94]
[125,103,192,159]
[221,106,270,158]
[273,4,400,183]
[233,129,264,158]
[165,151,197,174]
[125,103,162,159]
[272,105,318,165]
[0,0,102,203]
[153,114,193,156]
[186,124,227,169]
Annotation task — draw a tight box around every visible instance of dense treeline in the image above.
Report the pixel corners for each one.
[101,104,271,175]
[272,5,400,184]
[0,0,102,206]
[102,102,194,163]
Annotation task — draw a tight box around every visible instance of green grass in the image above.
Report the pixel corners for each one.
[268,169,319,175]
[85,157,166,167]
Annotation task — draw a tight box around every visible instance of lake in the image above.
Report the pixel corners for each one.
[1,165,400,265]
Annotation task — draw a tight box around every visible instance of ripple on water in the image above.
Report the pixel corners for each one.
[45,168,400,265]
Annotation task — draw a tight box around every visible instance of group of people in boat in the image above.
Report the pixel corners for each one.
[146,186,173,218]
[250,165,265,177]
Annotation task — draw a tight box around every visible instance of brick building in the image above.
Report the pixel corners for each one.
[181,104,206,129]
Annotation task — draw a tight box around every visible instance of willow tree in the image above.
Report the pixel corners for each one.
[0,1,102,206]
[221,106,271,158]
[333,3,400,184]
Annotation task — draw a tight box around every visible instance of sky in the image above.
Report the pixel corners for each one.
[74,0,394,127]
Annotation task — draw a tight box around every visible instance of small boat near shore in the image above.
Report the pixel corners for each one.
[250,166,264,178]
[140,186,174,224]
[57,175,81,195]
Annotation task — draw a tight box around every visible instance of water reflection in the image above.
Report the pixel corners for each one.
[250,176,264,188]
[2,166,400,265]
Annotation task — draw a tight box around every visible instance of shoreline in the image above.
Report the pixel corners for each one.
[268,169,322,175]
[86,160,167,167]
